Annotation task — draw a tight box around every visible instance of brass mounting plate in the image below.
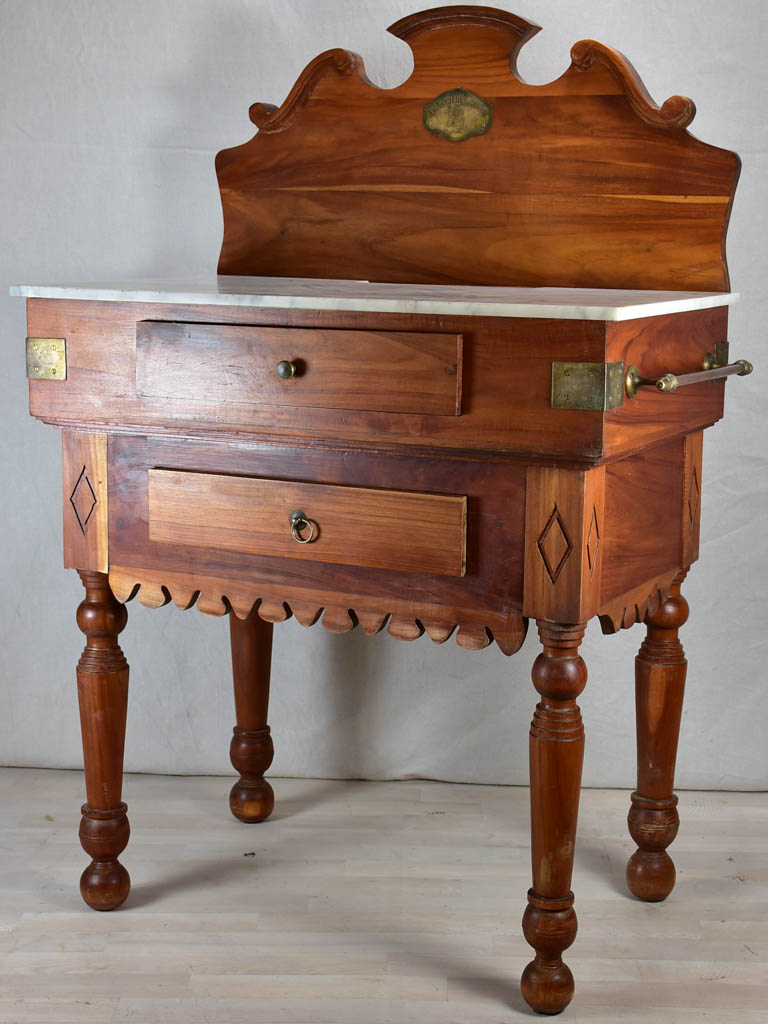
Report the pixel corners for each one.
[713,340,730,368]
[26,338,66,380]
[551,361,625,411]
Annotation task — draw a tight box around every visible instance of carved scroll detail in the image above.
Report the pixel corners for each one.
[570,40,696,128]
[248,49,365,134]
[248,26,695,140]
[217,7,738,288]
[389,7,541,52]
[108,568,527,656]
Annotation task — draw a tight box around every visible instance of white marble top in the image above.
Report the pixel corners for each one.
[10,277,738,322]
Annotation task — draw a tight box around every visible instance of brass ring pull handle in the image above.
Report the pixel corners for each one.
[276,360,296,379]
[289,509,316,544]
[625,353,753,398]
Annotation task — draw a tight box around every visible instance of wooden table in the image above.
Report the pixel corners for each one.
[13,6,750,1015]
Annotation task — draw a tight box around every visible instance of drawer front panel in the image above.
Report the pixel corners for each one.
[148,469,467,577]
[137,322,462,416]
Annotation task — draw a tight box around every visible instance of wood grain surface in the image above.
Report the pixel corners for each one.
[681,431,704,567]
[604,307,728,456]
[75,570,131,911]
[109,429,693,649]
[148,469,467,577]
[523,464,605,623]
[217,7,739,291]
[28,300,726,463]
[14,6,749,1018]
[108,434,527,654]
[523,621,587,1014]
[601,438,685,603]
[137,322,463,417]
[62,431,109,572]
[627,572,689,904]
[228,614,275,824]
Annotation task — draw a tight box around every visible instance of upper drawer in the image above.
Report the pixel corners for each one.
[136,322,462,416]
[148,469,467,577]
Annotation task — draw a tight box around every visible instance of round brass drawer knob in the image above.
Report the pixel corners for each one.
[290,510,316,544]
[276,360,296,380]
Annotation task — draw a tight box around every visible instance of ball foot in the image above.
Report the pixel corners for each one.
[80,859,130,911]
[521,959,574,1015]
[626,848,676,902]
[229,777,275,823]
[521,896,577,1014]
[79,804,130,910]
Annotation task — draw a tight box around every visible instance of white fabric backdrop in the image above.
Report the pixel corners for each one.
[1,0,766,788]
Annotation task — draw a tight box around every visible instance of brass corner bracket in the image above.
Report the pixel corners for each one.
[26,338,67,380]
[551,361,625,411]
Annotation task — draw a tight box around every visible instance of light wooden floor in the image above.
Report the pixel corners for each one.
[0,770,765,1023]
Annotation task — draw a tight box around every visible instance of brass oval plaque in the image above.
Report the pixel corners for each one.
[423,88,492,142]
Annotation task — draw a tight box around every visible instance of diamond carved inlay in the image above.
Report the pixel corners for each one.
[688,465,700,524]
[537,506,573,584]
[586,505,601,579]
[70,466,98,535]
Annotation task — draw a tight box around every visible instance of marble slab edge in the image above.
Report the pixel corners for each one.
[10,284,739,322]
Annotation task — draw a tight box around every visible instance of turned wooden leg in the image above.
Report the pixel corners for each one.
[521,622,587,1016]
[229,614,275,823]
[626,570,689,902]
[76,570,130,911]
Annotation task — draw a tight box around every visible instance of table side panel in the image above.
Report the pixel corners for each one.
[600,436,686,608]
[604,308,727,457]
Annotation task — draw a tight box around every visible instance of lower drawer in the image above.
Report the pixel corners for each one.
[147,469,467,577]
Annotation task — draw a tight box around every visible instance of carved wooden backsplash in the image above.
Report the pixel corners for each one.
[216,5,739,291]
